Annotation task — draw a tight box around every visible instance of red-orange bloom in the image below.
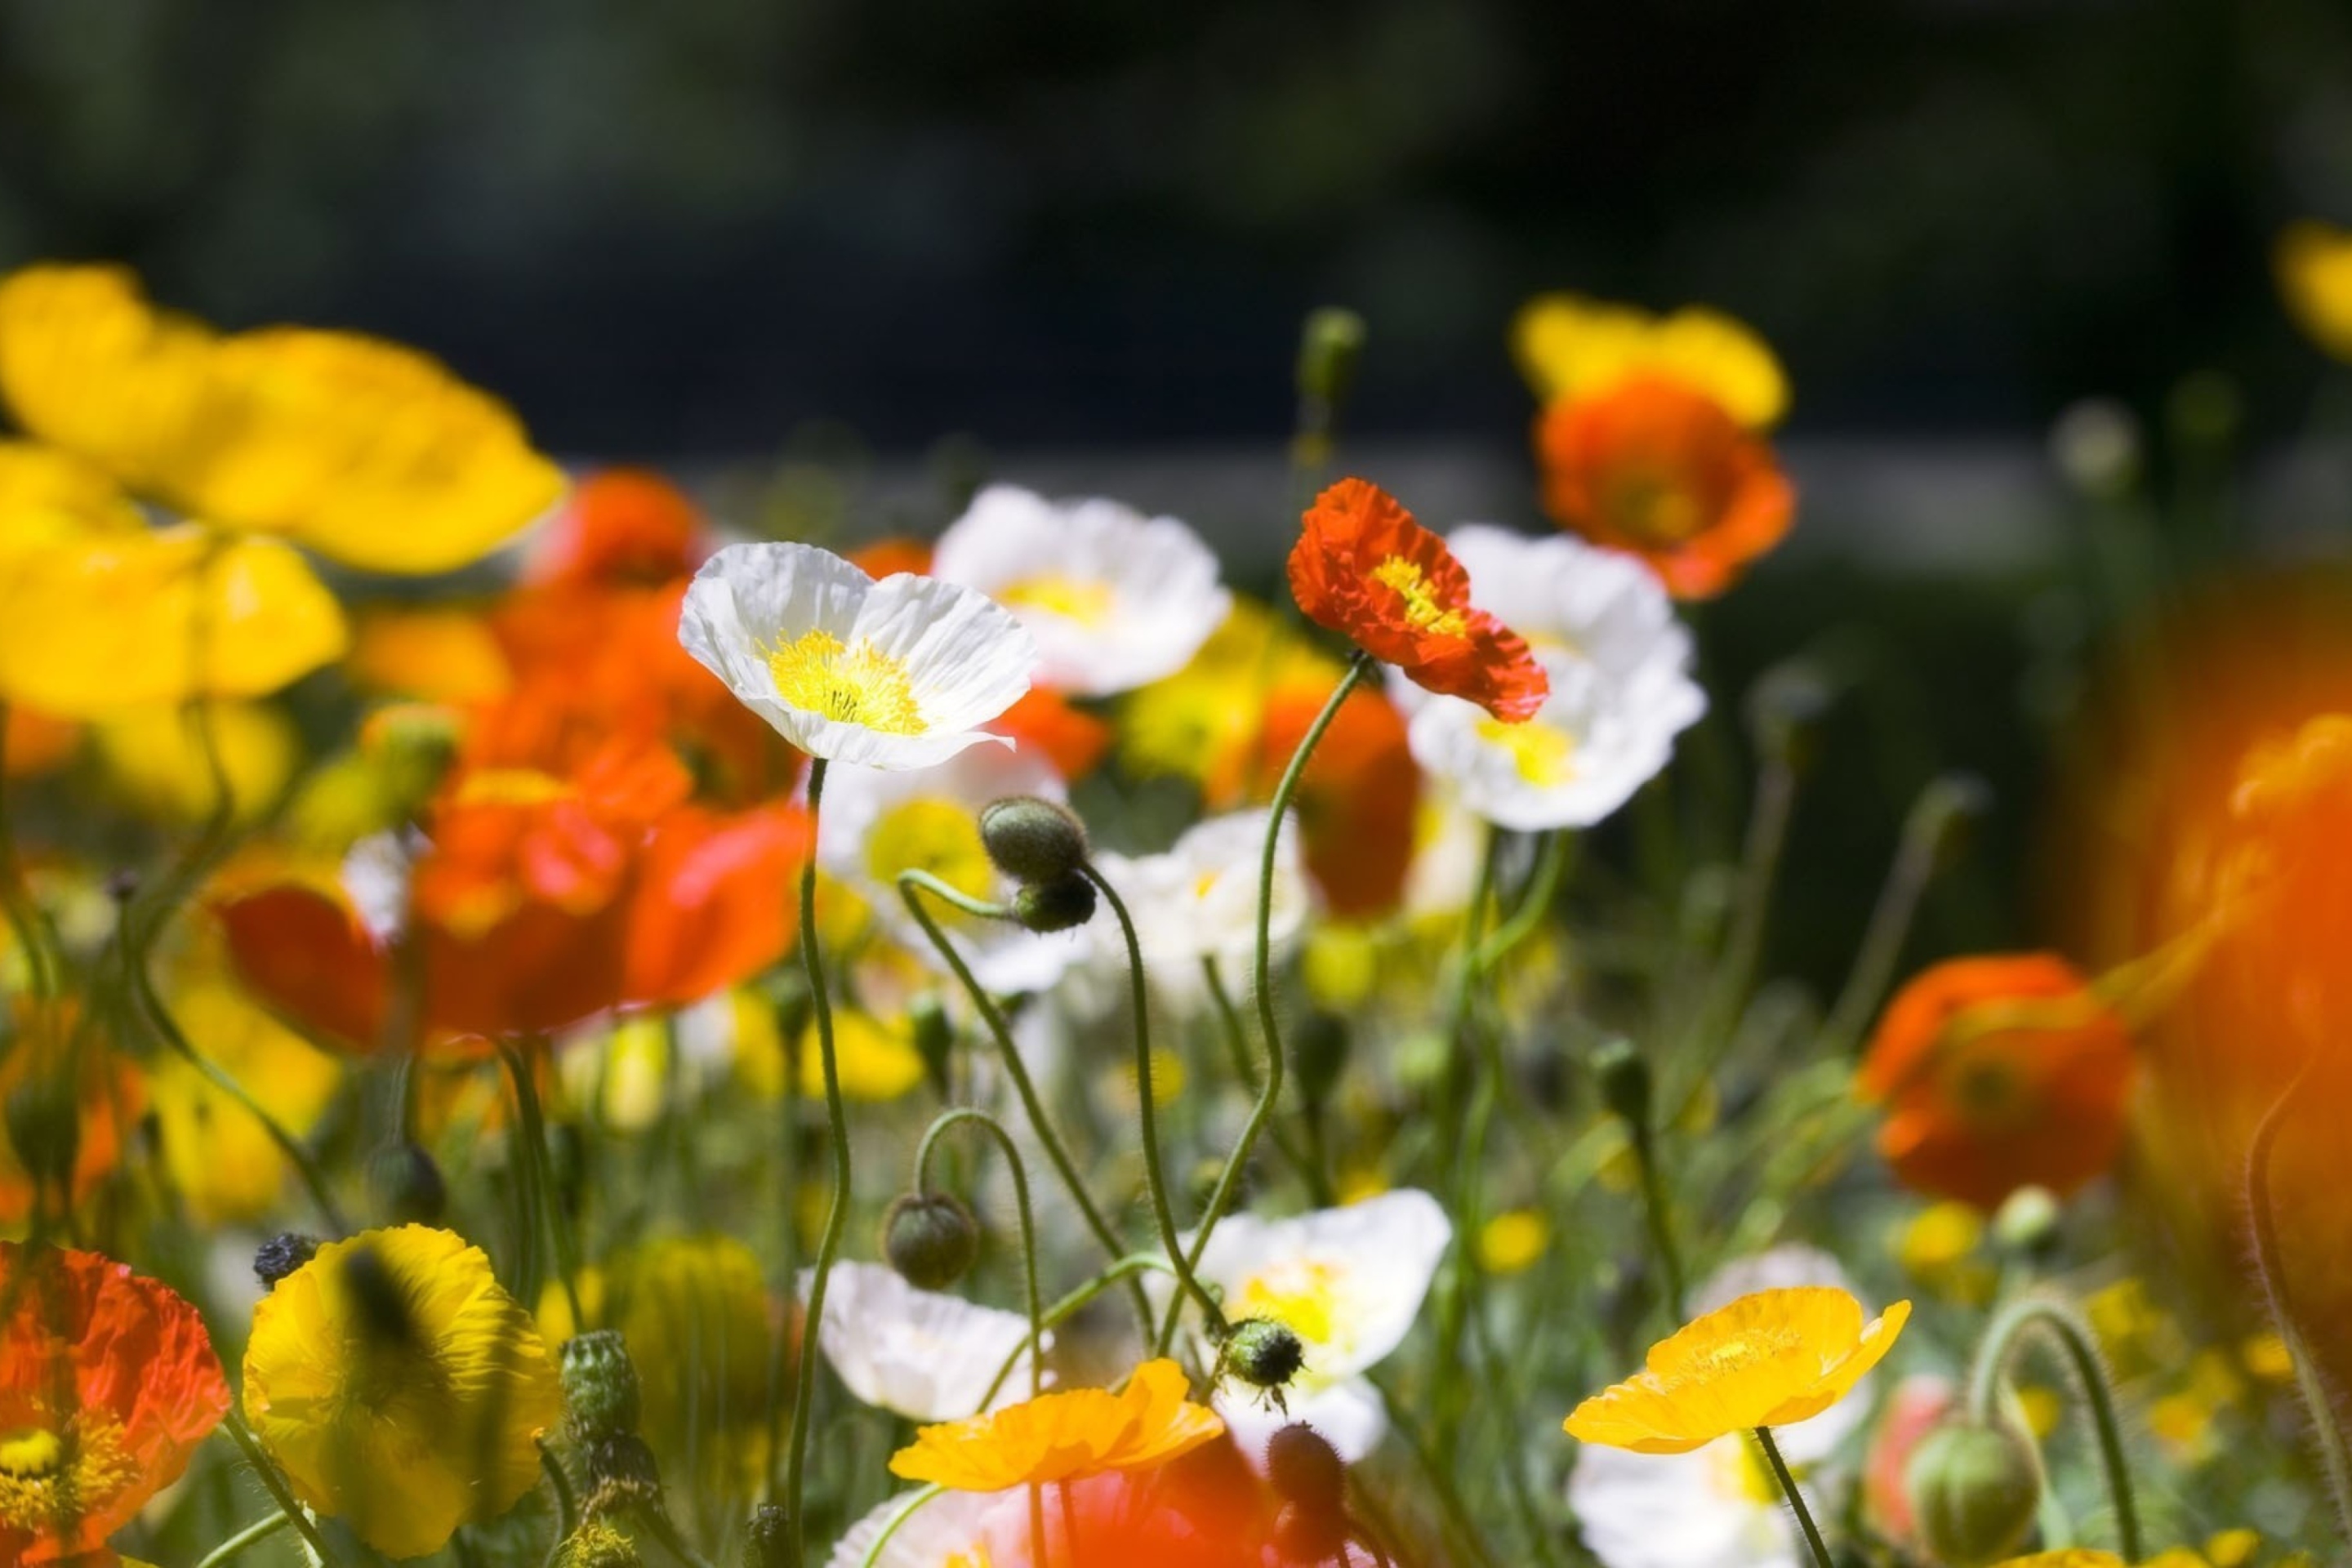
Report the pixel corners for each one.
[1534,374,1795,599]
[848,536,936,581]
[1858,954,2136,1210]
[525,467,707,587]
[2,706,77,778]
[1287,478,1547,722]
[1247,680,1419,918]
[0,1244,229,1563]
[988,687,1113,782]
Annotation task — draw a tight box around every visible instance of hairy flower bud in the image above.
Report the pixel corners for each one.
[1223,1316,1307,1396]
[252,1232,321,1290]
[882,1192,981,1290]
[1266,1422,1347,1515]
[1293,1009,1350,1110]
[1296,307,1368,409]
[563,1330,644,1446]
[978,795,1089,884]
[1904,1419,2044,1567]
[4,1067,78,1201]
[1011,873,1097,933]
[584,1432,666,1520]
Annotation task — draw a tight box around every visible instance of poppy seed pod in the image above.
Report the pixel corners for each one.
[1223,1316,1307,1393]
[978,795,1089,884]
[882,1192,982,1290]
[1266,1422,1347,1516]
[252,1232,321,1290]
[583,1432,666,1520]
[1904,1419,2044,1567]
[562,1330,644,1446]
[1011,872,1098,933]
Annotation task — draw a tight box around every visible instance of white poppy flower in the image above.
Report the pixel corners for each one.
[799,1261,1042,1422]
[1086,809,1306,978]
[679,541,1036,770]
[931,484,1230,696]
[1392,527,1704,831]
[819,745,1088,994]
[826,1489,998,1568]
[1170,1189,1451,1463]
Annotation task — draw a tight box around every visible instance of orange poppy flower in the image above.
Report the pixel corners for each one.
[988,686,1113,782]
[0,999,142,1225]
[848,535,936,581]
[1,706,76,778]
[889,1357,1223,1492]
[525,466,706,587]
[0,1243,229,1563]
[1533,374,1795,599]
[1253,678,1419,918]
[1287,478,1547,722]
[1858,954,2135,1210]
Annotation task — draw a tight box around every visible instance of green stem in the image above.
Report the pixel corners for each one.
[1161,653,1370,1352]
[1199,956,1325,1200]
[1630,1123,1688,1322]
[782,757,845,1568]
[221,1407,342,1566]
[1474,828,1571,976]
[499,1040,584,1331]
[195,1508,294,1568]
[1965,1297,2143,1561]
[1082,863,1223,1343]
[977,1254,1181,1409]
[1820,774,1977,1056]
[0,702,60,998]
[897,872,1155,1336]
[915,1108,1045,1399]
[1753,1425,1833,1568]
[539,1437,579,1543]
[857,1486,947,1568]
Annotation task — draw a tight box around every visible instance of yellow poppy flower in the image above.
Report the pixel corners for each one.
[888,1357,1223,1492]
[1511,292,1789,429]
[2278,220,2352,363]
[1563,1286,1911,1454]
[614,1235,778,1504]
[243,1225,564,1559]
[91,699,298,825]
[145,972,341,1223]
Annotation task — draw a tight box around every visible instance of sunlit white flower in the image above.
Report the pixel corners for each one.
[931,484,1230,696]
[820,745,1088,993]
[1086,809,1307,978]
[826,1488,998,1568]
[1392,526,1704,831]
[680,541,1036,769]
[1174,1189,1451,1464]
[799,1262,1042,1423]
[1569,1245,1869,1568]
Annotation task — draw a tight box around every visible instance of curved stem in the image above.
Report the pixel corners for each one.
[1162,653,1370,1351]
[1475,828,1572,976]
[2244,1052,2352,1544]
[1080,863,1223,1343]
[1965,1296,2143,1561]
[977,1254,1181,1409]
[897,872,1154,1335]
[222,1406,343,1566]
[499,1040,583,1330]
[915,1108,1045,1399]
[895,868,1010,922]
[1753,1425,1833,1568]
[1199,956,1325,1198]
[782,757,845,1568]
[538,1438,579,1543]
[858,1486,947,1568]
[196,1508,293,1568]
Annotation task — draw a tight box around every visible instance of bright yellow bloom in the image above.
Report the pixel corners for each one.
[1477,1209,1550,1276]
[0,264,564,572]
[242,1225,563,1559]
[614,1235,777,1503]
[888,1357,1223,1491]
[147,970,341,1223]
[1563,1286,1911,1454]
[1512,293,1789,428]
[91,699,297,824]
[2278,220,2352,362]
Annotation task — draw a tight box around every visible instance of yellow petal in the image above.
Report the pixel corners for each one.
[1511,292,1788,428]
[0,264,218,492]
[93,699,297,825]
[2278,220,2352,363]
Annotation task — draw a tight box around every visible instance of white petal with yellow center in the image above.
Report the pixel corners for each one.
[1086,809,1306,982]
[800,1262,1043,1423]
[826,1488,1000,1568]
[931,484,1230,696]
[1570,1438,1813,1568]
[680,541,1036,769]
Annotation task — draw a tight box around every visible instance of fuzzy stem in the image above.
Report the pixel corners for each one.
[1965,1296,2143,1561]
[195,1508,294,1568]
[221,1407,342,1566]
[915,1108,1045,1398]
[1753,1425,1833,1568]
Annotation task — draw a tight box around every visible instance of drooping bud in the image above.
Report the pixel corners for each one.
[882,1192,981,1290]
[583,1432,666,1520]
[909,992,955,1099]
[1295,307,1368,411]
[563,1330,644,1446]
[1223,1316,1307,1401]
[1591,1038,1652,1130]
[368,1141,448,1225]
[1292,1009,1350,1111]
[742,1505,794,1568]
[253,1232,321,1290]
[978,795,1089,884]
[1904,1419,2044,1568]
[1011,873,1097,933]
[1266,1423,1347,1516]
[4,1067,79,1202]
[1744,660,1835,772]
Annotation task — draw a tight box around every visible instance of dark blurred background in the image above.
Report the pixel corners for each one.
[5,0,2352,457]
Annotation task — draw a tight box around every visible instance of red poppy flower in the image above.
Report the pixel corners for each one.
[1534,373,1795,599]
[1858,954,2135,1210]
[0,1244,229,1563]
[525,466,707,586]
[1287,478,1547,722]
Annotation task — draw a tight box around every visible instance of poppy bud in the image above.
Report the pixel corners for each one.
[1296,307,1368,410]
[909,992,954,1099]
[978,795,1089,884]
[1904,1419,2043,1567]
[1272,1499,1351,1564]
[368,1141,448,1225]
[4,1068,78,1200]
[1591,1038,1651,1130]
[743,1505,794,1568]
[563,1330,644,1446]
[359,701,464,809]
[584,1432,666,1520]
[1293,1009,1350,1110]
[883,1192,981,1290]
[553,1521,644,1568]
[1223,1316,1307,1396]
[252,1232,320,1290]
[1266,1422,1347,1515]
[1992,1187,2060,1257]
[1011,873,1097,933]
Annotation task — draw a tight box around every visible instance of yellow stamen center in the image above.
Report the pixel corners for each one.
[768,630,925,735]
[1237,1259,1343,1345]
[1477,718,1575,786]
[1370,556,1469,636]
[0,1411,137,1533]
[1604,470,1705,545]
[1000,575,1115,626]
